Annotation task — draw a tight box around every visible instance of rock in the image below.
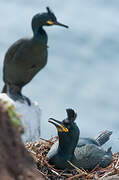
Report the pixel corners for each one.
[0,101,45,180]
[0,93,41,142]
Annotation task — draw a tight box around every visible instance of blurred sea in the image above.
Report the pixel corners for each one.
[0,0,119,152]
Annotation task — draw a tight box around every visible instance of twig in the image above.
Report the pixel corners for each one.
[60,173,73,177]
[50,169,60,176]
[115,158,119,169]
[67,160,87,175]
[34,168,50,180]
[66,173,85,180]
[99,170,115,179]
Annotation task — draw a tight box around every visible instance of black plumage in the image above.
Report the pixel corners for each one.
[47,109,112,170]
[2,7,68,105]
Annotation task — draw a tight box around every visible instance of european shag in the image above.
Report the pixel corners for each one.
[47,109,112,170]
[2,7,68,105]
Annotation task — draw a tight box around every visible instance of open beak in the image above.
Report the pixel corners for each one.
[54,21,69,28]
[48,118,69,132]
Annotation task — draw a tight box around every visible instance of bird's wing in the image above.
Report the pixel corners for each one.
[77,137,99,147]
[4,38,28,65]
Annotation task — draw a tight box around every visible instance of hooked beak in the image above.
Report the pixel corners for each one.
[48,118,69,132]
[54,21,69,28]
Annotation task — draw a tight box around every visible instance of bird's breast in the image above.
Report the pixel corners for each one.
[17,41,48,68]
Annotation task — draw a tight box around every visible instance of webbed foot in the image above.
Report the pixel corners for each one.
[9,92,31,106]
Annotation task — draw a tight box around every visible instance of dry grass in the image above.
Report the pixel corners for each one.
[26,137,119,180]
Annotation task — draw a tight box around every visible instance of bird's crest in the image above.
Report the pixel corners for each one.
[66,109,77,122]
[46,7,54,15]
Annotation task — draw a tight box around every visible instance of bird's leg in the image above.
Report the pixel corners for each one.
[7,84,31,106]
[21,95,31,106]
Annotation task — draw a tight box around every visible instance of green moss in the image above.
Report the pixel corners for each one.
[0,100,24,134]
[7,105,24,134]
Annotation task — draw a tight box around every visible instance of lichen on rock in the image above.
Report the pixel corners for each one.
[0,99,24,133]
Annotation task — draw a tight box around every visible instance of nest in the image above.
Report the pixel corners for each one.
[26,137,119,180]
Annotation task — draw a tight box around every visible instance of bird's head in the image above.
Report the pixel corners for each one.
[48,109,80,148]
[32,7,68,34]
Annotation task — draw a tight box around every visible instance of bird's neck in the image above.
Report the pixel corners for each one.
[33,27,48,43]
[58,135,78,159]
[33,26,45,36]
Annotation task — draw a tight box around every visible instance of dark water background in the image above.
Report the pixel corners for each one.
[0,0,119,152]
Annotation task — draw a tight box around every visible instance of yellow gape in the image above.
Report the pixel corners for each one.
[47,20,54,25]
[57,124,69,132]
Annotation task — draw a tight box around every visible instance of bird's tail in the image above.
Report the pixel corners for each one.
[1,84,7,93]
[94,130,112,146]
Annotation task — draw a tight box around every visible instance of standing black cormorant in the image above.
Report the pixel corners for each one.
[47,109,112,170]
[2,7,68,105]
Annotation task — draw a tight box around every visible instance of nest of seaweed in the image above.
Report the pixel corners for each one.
[26,137,119,180]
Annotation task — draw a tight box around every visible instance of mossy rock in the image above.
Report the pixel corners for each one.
[0,99,24,134]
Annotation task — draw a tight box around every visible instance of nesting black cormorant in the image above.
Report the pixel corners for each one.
[47,109,112,170]
[2,7,68,105]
